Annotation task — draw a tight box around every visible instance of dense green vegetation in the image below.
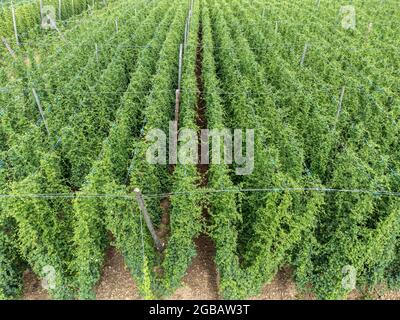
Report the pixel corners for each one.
[205,0,400,299]
[0,0,112,49]
[0,0,399,300]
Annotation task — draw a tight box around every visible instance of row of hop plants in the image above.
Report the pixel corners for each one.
[0,0,145,144]
[1,1,135,293]
[201,1,241,299]
[160,0,202,296]
[75,3,201,298]
[73,0,178,299]
[122,0,199,298]
[72,0,204,299]
[209,0,400,299]
[205,0,324,299]
[1,0,152,201]
[231,0,400,297]
[0,0,169,299]
[233,0,399,182]
[2,0,153,187]
[75,0,204,299]
[0,0,132,115]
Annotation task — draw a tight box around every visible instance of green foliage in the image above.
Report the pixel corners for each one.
[0,0,116,53]
[160,0,202,295]
[0,217,26,299]
[1,0,399,301]
[4,153,75,299]
[204,0,400,299]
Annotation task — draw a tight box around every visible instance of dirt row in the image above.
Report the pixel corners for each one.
[22,244,400,300]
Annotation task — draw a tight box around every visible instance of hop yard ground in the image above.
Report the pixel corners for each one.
[22,247,400,300]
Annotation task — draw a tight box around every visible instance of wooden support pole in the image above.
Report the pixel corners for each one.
[32,88,51,137]
[175,89,180,129]
[58,0,62,20]
[11,1,19,46]
[184,17,188,48]
[39,0,43,18]
[300,42,309,67]
[187,11,191,40]
[134,188,164,252]
[178,43,183,91]
[1,36,16,59]
[95,43,99,63]
[336,86,346,120]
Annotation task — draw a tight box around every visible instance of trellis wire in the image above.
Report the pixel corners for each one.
[1,83,383,97]
[32,87,51,137]
[1,187,400,201]
[58,0,62,20]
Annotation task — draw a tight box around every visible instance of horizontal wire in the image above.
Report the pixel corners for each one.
[143,187,400,199]
[1,84,381,97]
[1,187,400,201]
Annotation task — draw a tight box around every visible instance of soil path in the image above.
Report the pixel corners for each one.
[22,249,400,300]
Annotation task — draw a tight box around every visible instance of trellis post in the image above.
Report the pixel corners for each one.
[134,188,164,252]
[1,36,16,59]
[11,0,19,46]
[300,42,309,67]
[336,86,346,120]
[32,88,51,137]
[39,0,43,18]
[58,0,62,21]
[178,43,183,91]
[95,43,99,63]
[184,17,188,48]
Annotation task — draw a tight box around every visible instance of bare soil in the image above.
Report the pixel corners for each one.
[22,270,50,300]
[167,235,219,300]
[95,247,141,300]
[22,247,141,301]
[22,246,400,300]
